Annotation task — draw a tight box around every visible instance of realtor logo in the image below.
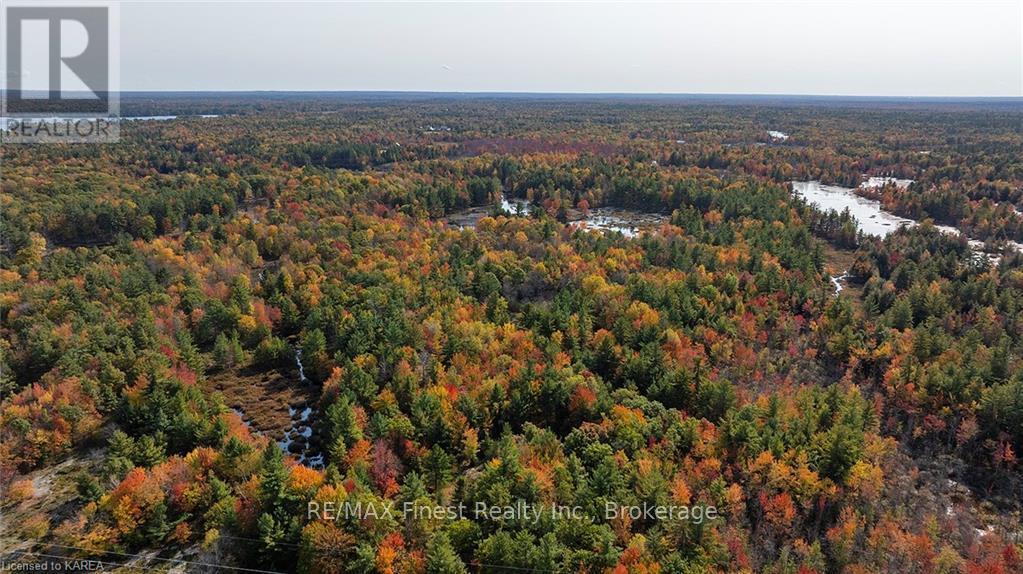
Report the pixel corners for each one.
[2,2,119,143]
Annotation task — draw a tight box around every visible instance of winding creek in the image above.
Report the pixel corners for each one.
[277,349,324,469]
[830,273,850,294]
[229,348,324,469]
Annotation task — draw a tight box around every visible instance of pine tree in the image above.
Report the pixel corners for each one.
[425,532,467,574]
[255,444,297,567]
[324,394,361,459]
[258,443,293,521]
[213,332,245,370]
[424,445,453,492]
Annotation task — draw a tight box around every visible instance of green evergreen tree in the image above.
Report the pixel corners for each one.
[425,532,467,574]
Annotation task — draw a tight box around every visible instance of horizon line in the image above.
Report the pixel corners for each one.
[3,89,1022,100]
[119,90,1023,100]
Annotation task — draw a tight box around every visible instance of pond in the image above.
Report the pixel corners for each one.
[576,207,668,238]
[449,194,668,238]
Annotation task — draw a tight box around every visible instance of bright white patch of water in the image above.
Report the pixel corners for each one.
[860,176,914,190]
[793,181,1022,265]
[580,208,668,238]
[500,195,533,216]
[792,181,915,237]
[295,349,307,383]
[830,273,849,294]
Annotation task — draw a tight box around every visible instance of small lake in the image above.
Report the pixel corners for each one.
[792,181,916,237]
[793,180,1022,266]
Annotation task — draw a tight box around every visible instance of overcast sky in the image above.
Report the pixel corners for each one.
[115,1,1022,96]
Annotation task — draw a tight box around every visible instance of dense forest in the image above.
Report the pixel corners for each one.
[1,95,1022,573]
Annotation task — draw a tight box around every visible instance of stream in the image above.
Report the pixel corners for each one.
[830,273,849,293]
[276,349,324,469]
[228,349,324,469]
